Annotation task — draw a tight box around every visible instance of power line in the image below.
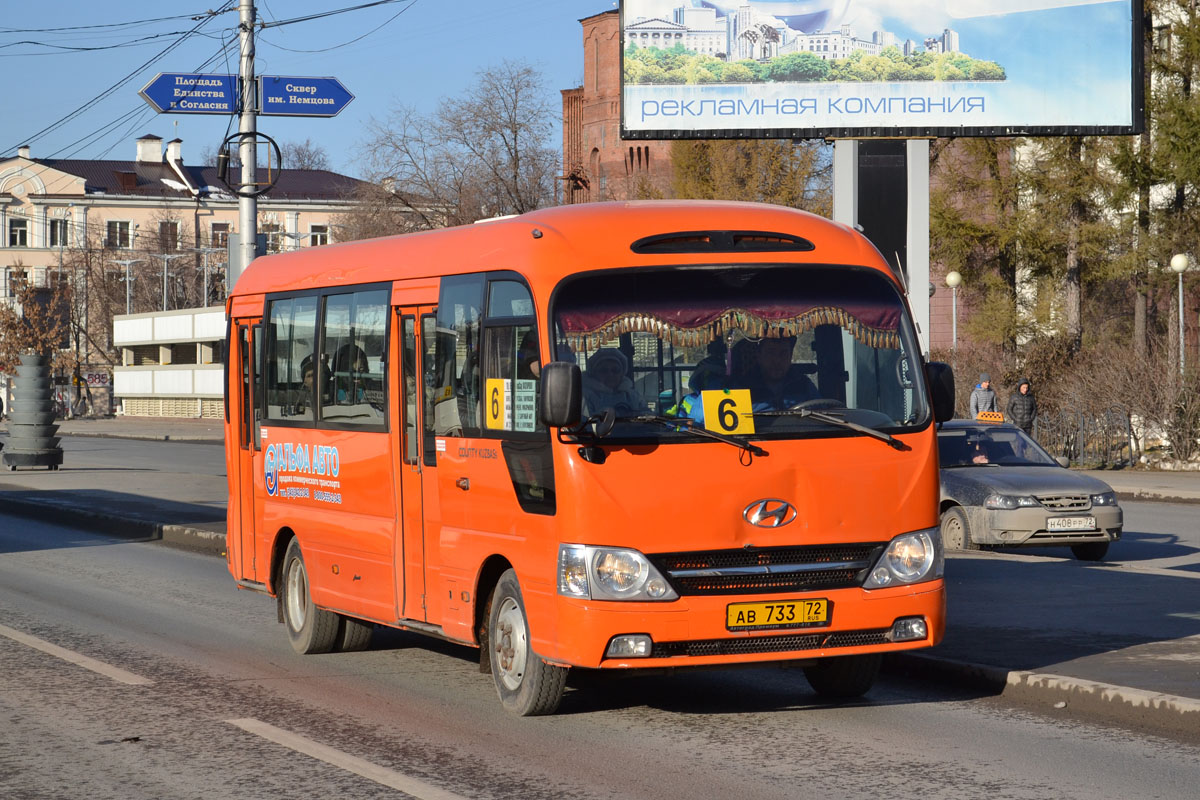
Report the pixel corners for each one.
[259,0,408,29]
[258,0,420,54]
[1,2,236,155]
[0,12,214,34]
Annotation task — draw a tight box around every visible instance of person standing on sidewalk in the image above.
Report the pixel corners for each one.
[1007,377,1037,437]
[968,372,998,419]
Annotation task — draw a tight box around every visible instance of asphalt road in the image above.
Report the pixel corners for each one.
[2,512,1198,800]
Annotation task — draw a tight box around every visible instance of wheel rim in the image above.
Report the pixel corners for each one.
[942,515,964,550]
[285,555,309,631]
[494,596,528,691]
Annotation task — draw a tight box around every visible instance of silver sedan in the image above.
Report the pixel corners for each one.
[937,421,1122,560]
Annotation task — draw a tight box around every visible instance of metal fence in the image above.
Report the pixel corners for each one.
[1034,407,1135,468]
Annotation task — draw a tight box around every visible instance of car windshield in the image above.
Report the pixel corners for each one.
[551,264,929,441]
[938,426,1058,467]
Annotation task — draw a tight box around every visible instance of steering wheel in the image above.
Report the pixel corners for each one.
[785,397,843,412]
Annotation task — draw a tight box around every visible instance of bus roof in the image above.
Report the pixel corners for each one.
[230,200,896,299]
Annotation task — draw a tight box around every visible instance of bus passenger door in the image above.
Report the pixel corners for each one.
[395,305,437,622]
[230,320,261,581]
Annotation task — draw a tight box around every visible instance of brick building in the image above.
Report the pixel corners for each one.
[561,10,673,203]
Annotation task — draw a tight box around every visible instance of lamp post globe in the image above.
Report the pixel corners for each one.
[945,270,962,288]
[1170,253,1189,274]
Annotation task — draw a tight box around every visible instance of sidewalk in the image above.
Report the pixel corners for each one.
[2,417,1198,737]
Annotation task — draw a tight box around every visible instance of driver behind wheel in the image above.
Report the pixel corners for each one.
[747,336,821,410]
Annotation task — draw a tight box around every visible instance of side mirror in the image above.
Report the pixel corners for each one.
[539,361,582,428]
[1055,456,1070,468]
[926,361,955,422]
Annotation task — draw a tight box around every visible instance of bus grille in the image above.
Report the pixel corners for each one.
[649,544,885,596]
[652,628,891,658]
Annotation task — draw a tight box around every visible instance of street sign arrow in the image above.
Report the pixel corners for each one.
[139,73,238,114]
[259,76,354,118]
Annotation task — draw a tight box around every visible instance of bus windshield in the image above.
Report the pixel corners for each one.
[552,264,929,440]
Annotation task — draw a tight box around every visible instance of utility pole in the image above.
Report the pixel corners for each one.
[235,0,258,290]
[112,259,143,315]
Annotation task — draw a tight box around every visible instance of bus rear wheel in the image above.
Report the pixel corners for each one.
[281,538,339,655]
[487,569,567,716]
[803,653,882,699]
[337,616,373,652]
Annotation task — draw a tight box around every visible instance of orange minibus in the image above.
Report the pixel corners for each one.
[224,200,955,715]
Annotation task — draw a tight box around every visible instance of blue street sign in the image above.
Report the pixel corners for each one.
[140,73,238,114]
[259,76,354,118]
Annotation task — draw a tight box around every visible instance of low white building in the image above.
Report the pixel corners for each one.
[112,306,225,418]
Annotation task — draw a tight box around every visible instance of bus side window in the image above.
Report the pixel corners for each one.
[433,275,485,436]
[320,288,389,427]
[264,296,318,423]
[402,315,417,464]
[421,313,438,468]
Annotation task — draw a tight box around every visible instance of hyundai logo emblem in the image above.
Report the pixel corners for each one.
[743,499,797,528]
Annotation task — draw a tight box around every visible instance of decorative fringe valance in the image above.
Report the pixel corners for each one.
[563,306,900,352]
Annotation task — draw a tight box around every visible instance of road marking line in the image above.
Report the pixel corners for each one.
[0,623,152,686]
[226,718,468,800]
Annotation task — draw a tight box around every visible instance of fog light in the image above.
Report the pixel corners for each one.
[890,616,928,642]
[605,634,652,659]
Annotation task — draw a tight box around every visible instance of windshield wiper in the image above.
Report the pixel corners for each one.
[752,408,907,451]
[612,414,768,457]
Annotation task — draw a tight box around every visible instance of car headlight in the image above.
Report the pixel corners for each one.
[1090,491,1118,507]
[984,493,1040,510]
[863,529,943,589]
[558,545,678,601]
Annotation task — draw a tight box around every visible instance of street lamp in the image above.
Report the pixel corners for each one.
[153,253,190,311]
[192,247,226,308]
[1170,253,1189,377]
[945,270,962,356]
[112,259,144,315]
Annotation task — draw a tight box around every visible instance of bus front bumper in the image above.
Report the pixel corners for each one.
[534,579,945,670]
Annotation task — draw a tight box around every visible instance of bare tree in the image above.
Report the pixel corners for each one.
[359,60,558,229]
[282,138,331,171]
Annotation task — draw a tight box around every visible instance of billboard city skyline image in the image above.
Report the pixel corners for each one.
[620,0,1142,139]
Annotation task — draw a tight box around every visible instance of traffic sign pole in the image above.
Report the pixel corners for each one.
[235,0,258,291]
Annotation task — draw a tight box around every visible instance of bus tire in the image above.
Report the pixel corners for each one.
[940,506,977,551]
[281,538,339,655]
[487,569,567,716]
[337,616,373,652]
[803,653,882,699]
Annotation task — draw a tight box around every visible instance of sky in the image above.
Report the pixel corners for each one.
[0,0,614,177]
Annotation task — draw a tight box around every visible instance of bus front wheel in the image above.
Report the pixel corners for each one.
[803,653,882,699]
[487,569,567,716]
[281,538,339,655]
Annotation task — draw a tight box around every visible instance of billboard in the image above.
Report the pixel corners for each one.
[620,1,1143,139]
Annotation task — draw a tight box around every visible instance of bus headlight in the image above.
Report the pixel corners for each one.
[558,545,678,601]
[863,529,943,589]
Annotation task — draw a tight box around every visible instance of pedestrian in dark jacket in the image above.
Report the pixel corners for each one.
[1007,377,1037,436]
[968,372,998,418]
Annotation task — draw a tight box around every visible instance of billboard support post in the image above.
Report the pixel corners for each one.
[907,139,931,356]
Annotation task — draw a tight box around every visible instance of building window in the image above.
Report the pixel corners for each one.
[262,222,282,253]
[210,222,229,248]
[309,224,328,247]
[8,218,28,248]
[159,220,179,252]
[106,220,131,249]
[5,267,28,296]
[49,218,70,248]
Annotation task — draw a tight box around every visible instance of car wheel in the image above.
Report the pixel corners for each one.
[940,506,977,551]
[803,654,882,699]
[1071,541,1109,561]
[280,538,339,655]
[487,569,567,716]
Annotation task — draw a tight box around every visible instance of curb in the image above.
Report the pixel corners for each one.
[1112,489,1200,505]
[887,652,1200,739]
[1,493,226,557]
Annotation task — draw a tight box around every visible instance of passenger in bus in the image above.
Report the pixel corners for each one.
[747,336,821,410]
[517,331,541,380]
[293,356,317,415]
[582,348,646,416]
[334,344,369,404]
